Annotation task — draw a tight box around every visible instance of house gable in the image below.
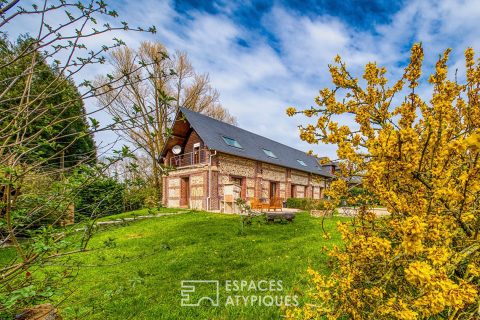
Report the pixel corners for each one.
[162,115,206,167]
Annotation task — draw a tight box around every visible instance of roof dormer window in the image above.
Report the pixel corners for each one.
[297,159,307,166]
[262,149,277,158]
[222,136,243,149]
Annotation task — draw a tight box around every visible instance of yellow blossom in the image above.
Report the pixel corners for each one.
[286,106,297,117]
[287,43,480,320]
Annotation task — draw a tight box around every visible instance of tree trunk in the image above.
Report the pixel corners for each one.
[151,156,162,206]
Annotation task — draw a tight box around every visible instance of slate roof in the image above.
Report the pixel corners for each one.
[178,107,334,178]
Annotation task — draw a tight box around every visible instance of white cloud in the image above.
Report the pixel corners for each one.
[264,7,349,72]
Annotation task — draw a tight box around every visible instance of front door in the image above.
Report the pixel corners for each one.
[180,177,190,207]
[269,182,277,200]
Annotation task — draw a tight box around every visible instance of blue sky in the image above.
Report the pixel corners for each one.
[173,0,406,33]
[5,0,480,158]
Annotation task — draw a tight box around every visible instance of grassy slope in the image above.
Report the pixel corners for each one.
[0,208,186,267]
[96,207,187,221]
[6,211,347,319]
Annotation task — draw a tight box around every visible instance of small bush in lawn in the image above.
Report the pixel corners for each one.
[286,198,331,210]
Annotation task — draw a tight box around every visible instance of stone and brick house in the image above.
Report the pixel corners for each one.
[160,108,334,211]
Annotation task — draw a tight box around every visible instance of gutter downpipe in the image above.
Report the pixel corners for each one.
[207,149,217,211]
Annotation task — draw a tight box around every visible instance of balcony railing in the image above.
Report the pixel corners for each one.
[169,148,209,168]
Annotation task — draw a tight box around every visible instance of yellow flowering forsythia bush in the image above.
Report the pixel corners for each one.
[286,44,480,319]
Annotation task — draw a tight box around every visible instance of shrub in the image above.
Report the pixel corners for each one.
[286,198,330,210]
[286,44,480,319]
[74,177,125,220]
[1,172,72,237]
[286,198,307,209]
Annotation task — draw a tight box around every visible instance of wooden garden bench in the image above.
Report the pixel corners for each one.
[249,198,269,210]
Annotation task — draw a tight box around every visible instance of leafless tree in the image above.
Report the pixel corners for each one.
[96,41,236,204]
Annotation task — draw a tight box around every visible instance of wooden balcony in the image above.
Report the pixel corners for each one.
[168,148,209,168]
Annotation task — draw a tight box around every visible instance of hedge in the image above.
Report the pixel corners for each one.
[285,198,331,210]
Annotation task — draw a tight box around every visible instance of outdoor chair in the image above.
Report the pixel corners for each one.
[268,197,283,211]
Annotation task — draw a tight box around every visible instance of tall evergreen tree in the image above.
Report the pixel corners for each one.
[0,35,96,169]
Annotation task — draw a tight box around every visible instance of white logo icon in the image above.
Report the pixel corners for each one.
[181,280,220,307]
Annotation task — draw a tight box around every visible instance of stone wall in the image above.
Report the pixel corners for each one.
[246,178,255,198]
[279,182,286,198]
[262,163,286,181]
[293,185,305,198]
[313,186,320,199]
[165,176,180,208]
[215,153,258,208]
[189,173,204,210]
[218,153,256,177]
[291,170,309,185]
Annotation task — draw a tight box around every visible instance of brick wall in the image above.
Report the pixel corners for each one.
[210,170,220,210]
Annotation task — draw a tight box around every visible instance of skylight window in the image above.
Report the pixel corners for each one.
[297,159,307,166]
[262,149,277,158]
[222,136,242,149]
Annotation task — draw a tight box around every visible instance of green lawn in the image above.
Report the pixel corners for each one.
[6,210,347,319]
